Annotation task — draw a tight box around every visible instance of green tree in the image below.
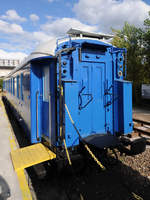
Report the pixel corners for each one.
[112,22,144,104]
[142,11,150,83]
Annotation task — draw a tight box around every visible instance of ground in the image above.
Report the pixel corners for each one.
[3,98,150,200]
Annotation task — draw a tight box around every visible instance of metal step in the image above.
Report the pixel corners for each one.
[10,143,56,172]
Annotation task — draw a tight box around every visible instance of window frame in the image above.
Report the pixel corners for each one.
[43,66,49,102]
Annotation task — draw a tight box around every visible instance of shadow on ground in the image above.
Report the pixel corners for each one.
[3,97,150,200]
[26,156,150,200]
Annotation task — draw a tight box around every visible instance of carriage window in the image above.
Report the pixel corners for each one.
[43,67,49,102]
[7,80,9,91]
[10,79,12,94]
[21,73,23,100]
[17,75,21,99]
[10,79,11,93]
[8,80,9,92]
[14,77,17,96]
[9,79,11,93]
[8,79,10,92]
[22,70,30,104]
[6,80,8,91]
[12,78,13,94]
[13,78,15,95]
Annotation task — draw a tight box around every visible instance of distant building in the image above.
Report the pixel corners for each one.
[141,84,150,100]
[0,59,20,78]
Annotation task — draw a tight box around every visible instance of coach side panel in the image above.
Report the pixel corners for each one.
[3,65,31,137]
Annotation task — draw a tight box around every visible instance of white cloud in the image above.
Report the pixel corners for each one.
[21,31,52,43]
[0,49,27,61]
[46,15,54,20]
[41,17,98,36]
[0,20,24,34]
[8,31,53,51]
[0,28,52,54]
[32,31,53,42]
[30,14,39,22]
[1,10,26,23]
[3,17,98,53]
[0,42,29,52]
[73,0,150,32]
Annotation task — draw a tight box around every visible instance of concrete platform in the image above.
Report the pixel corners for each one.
[0,97,25,200]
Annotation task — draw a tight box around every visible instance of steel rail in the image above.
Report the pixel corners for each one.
[133,118,150,126]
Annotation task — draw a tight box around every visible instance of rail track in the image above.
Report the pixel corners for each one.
[133,118,150,145]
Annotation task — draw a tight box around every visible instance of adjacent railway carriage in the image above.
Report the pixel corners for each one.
[3,29,146,162]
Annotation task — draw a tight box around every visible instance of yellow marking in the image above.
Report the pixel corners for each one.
[61,85,63,96]
[63,139,72,165]
[132,192,143,200]
[10,136,33,200]
[11,143,56,172]
[0,100,3,107]
[16,170,32,200]
[65,103,106,170]
[60,126,62,137]
[0,97,33,200]
[84,144,105,170]
[80,194,84,200]
[65,104,74,124]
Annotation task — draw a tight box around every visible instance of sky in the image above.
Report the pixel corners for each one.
[0,0,150,60]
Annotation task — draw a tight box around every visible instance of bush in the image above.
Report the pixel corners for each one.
[0,79,3,90]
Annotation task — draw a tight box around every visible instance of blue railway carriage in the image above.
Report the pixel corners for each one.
[3,29,146,160]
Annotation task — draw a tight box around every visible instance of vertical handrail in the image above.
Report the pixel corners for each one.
[56,47,76,144]
[58,53,64,143]
[36,91,39,141]
[49,93,52,146]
